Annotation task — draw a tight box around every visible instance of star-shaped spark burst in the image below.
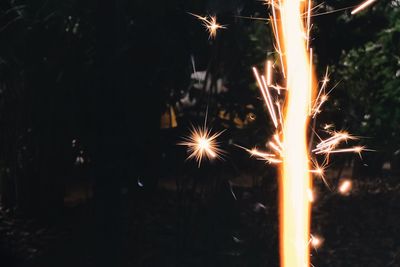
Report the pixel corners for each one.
[189,13,227,39]
[179,125,224,167]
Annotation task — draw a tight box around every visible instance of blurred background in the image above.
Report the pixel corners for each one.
[0,0,400,266]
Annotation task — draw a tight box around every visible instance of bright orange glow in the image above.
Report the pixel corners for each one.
[310,235,324,249]
[276,0,314,266]
[338,179,352,195]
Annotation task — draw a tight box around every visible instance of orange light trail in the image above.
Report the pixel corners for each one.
[351,0,377,15]
[276,0,314,266]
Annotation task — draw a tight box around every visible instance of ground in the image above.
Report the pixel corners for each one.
[1,168,399,267]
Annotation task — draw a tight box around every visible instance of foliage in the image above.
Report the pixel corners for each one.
[334,5,400,160]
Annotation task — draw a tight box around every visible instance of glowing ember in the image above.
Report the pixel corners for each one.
[310,235,324,249]
[338,179,352,195]
[179,125,224,167]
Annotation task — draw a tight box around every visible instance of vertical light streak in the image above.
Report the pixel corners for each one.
[261,76,279,128]
[253,67,279,128]
[277,0,313,266]
[306,0,312,50]
[271,0,286,77]
[308,48,313,115]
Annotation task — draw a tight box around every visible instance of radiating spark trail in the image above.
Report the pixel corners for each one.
[189,13,226,39]
[306,0,312,49]
[179,125,224,167]
[253,67,279,128]
[351,0,377,15]
[316,146,366,156]
[312,131,357,154]
[308,49,313,114]
[271,0,286,77]
[276,0,313,266]
[262,75,279,128]
[234,144,281,164]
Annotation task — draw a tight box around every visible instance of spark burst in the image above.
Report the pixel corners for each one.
[179,124,224,167]
[189,13,226,39]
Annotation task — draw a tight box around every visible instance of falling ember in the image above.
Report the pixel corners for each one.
[338,179,352,195]
[276,0,314,266]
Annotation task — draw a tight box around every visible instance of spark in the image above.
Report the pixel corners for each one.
[317,146,367,157]
[179,125,224,167]
[311,67,330,117]
[270,0,286,77]
[253,67,279,128]
[234,144,281,164]
[310,235,324,249]
[262,75,279,128]
[189,13,226,39]
[306,0,312,49]
[269,140,283,156]
[313,131,357,154]
[276,101,284,127]
[351,0,377,15]
[338,179,352,195]
[307,188,315,202]
[310,159,331,189]
[308,48,313,114]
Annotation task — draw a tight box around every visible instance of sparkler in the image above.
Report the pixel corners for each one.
[241,2,368,266]
[276,1,313,266]
[187,2,373,266]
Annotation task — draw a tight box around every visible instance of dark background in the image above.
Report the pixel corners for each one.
[0,0,399,266]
